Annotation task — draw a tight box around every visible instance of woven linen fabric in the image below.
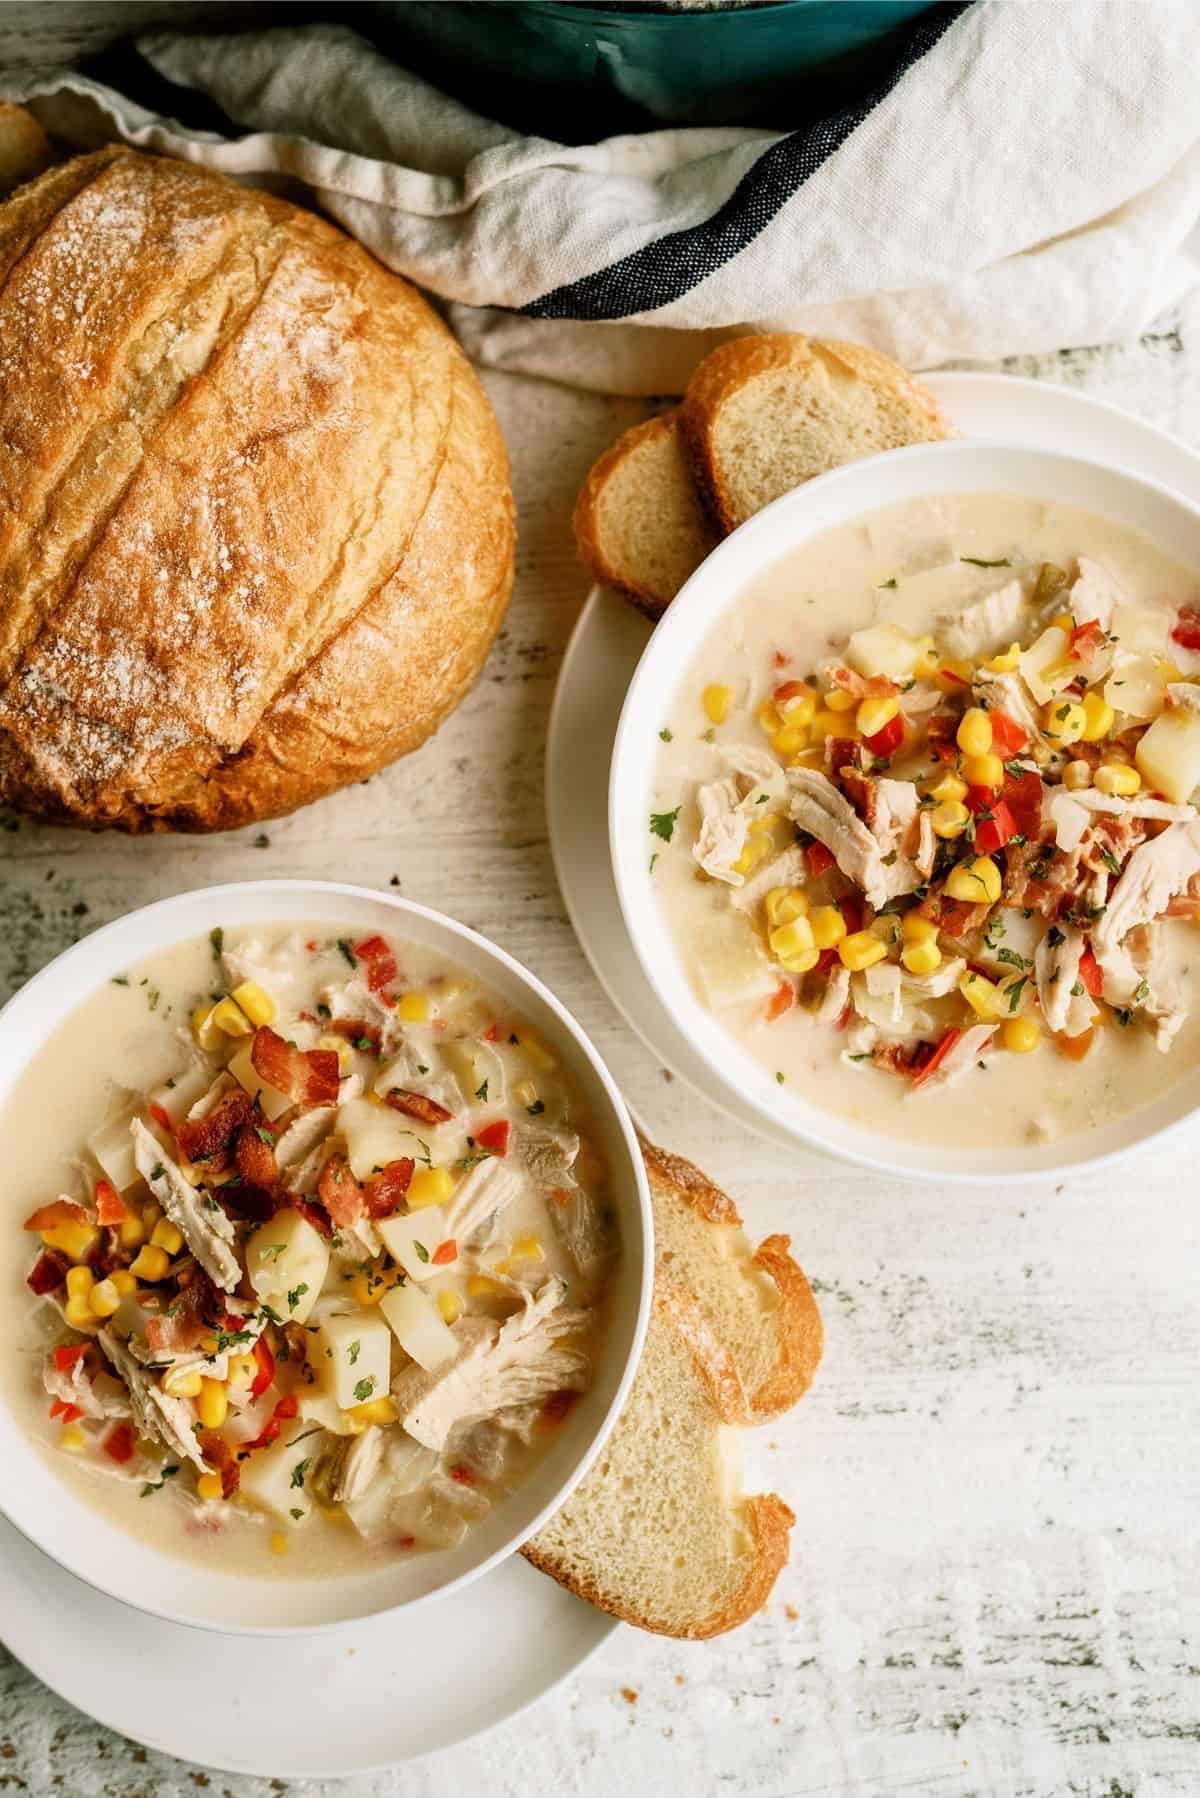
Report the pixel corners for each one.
[5,0,1200,394]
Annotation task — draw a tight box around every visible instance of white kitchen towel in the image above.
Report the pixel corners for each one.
[5,0,1200,394]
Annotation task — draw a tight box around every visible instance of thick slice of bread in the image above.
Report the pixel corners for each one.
[573,410,717,620]
[682,333,952,533]
[0,105,52,199]
[523,1140,822,1637]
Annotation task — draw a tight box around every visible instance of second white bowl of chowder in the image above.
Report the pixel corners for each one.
[0,882,651,1631]
[612,443,1200,1179]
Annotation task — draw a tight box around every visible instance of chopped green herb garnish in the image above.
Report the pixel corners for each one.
[650,807,681,843]
[210,927,224,959]
[474,1079,489,1101]
[290,1458,311,1490]
[337,938,356,968]
[880,577,898,590]
[1070,980,1085,998]
[997,947,1032,971]
[287,1283,309,1312]
[659,727,673,742]
[140,1465,180,1498]
[1006,975,1030,1012]
[1099,847,1122,877]
[290,1507,305,1521]
[413,1240,429,1264]
[111,975,130,987]
[353,1376,375,1403]
[649,852,659,874]
[526,1099,545,1116]
[256,1125,277,1146]
[775,1071,785,1085]
[348,1339,361,1365]
[260,1243,286,1263]
[1115,1008,1132,1026]
[960,556,1011,568]
[1133,978,1150,1003]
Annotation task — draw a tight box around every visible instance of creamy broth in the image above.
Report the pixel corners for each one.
[3,926,617,1577]
[650,494,1200,1148]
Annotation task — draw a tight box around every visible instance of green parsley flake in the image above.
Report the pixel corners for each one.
[353,1376,376,1403]
[650,807,681,843]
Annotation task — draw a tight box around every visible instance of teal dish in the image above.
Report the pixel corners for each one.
[373,1,947,139]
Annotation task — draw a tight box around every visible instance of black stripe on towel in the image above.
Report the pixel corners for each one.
[520,2,969,322]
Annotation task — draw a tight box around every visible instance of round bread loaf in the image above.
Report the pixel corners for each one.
[0,148,515,831]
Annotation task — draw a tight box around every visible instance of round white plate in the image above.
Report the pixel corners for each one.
[0,1508,614,1776]
[546,372,1200,1149]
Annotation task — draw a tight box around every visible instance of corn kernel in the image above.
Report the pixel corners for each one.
[348,1265,401,1307]
[770,722,808,757]
[1051,613,1076,634]
[65,1265,95,1299]
[1043,698,1087,746]
[90,1277,121,1319]
[931,799,970,839]
[151,1218,184,1255]
[902,913,938,944]
[901,940,942,977]
[914,635,939,672]
[962,752,1004,789]
[349,1396,398,1428]
[928,772,968,804]
[732,832,771,877]
[1095,762,1142,797]
[230,980,276,1026]
[856,695,900,739]
[775,683,816,723]
[118,1213,146,1250]
[984,642,1022,673]
[210,997,253,1038]
[59,1424,88,1454]
[141,1201,162,1230]
[270,1532,288,1556]
[396,992,431,1023]
[825,688,857,713]
[1081,692,1115,741]
[956,707,993,757]
[809,905,847,950]
[768,917,816,962]
[945,855,1002,904]
[197,1379,228,1430]
[468,1274,508,1298]
[958,968,1006,1020]
[756,700,782,735]
[514,1031,555,1070]
[437,1289,464,1325]
[511,1234,545,1263]
[41,1220,100,1263]
[196,1472,224,1502]
[227,1352,257,1392]
[1062,759,1092,791]
[162,1365,203,1399]
[777,948,820,974]
[1158,659,1185,684]
[809,708,853,740]
[130,1244,170,1283]
[765,887,808,928]
[407,1167,454,1210]
[838,930,888,972]
[702,683,732,725]
[1003,1016,1041,1054]
[63,1295,97,1330]
[513,1078,539,1109]
[110,1269,137,1296]
[191,1004,223,1052]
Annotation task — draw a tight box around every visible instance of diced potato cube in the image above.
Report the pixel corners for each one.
[440,1039,503,1107]
[690,914,776,1012]
[377,1206,448,1283]
[380,1283,458,1372]
[237,1419,319,1527]
[1105,655,1165,724]
[1135,708,1200,803]
[845,624,921,681]
[339,1097,430,1182]
[226,1042,292,1121]
[314,1312,392,1410]
[245,1209,329,1324]
[149,1063,214,1128]
[1111,604,1169,658]
[89,1116,139,1192]
[1019,626,1074,704]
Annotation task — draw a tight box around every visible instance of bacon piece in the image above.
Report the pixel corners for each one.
[291,1196,333,1239]
[197,1430,240,1498]
[1171,605,1200,652]
[318,1152,365,1228]
[915,891,991,941]
[824,735,863,779]
[353,935,398,995]
[363,1158,415,1219]
[218,1183,277,1225]
[103,1422,136,1464]
[1000,768,1043,840]
[23,1199,88,1233]
[328,1017,382,1053]
[828,665,898,698]
[93,1179,129,1227]
[384,1089,453,1126]
[144,1270,222,1355]
[235,1119,279,1190]
[175,1088,253,1166]
[27,1250,68,1295]
[251,1028,340,1109]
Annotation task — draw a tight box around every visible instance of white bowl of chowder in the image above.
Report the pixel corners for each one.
[0,881,651,1632]
[612,442,1200,1180]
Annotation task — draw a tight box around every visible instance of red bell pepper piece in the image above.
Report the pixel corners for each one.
[27,1251,68,1296]
[431,1239,458,1267]
[1001,767,1044,839]
[1069,618,1105,659]
[241,1392,299,1455]
[49,1399,84,1423]
[93,1177,129,1227]
[53,1342,89,1373]
[910,1026,963,1090]
[147,1102,173,1135]
[353,934,398,995]
[973,798,1018,855]
[806,840,835,877]
[1078,947,1104,999]
[1058,1027,1096,1061]
[764,980,795,1022]
[103,1422,136,1464]
[475,1119,510,1157]
[249,1336,275,1401]
[987,709,1028,756]
[1171,605,1200,651]
[864,712,905,757]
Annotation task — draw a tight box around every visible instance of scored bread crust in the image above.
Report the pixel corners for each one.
[0,149,514,832]
[641,1136,824,1423]
[681,331,951,533]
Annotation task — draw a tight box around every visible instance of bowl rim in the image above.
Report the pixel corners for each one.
[609,437,1200,1184]
[0,879,653,1635]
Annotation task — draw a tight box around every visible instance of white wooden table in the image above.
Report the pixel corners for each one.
[3,238,1200,1792]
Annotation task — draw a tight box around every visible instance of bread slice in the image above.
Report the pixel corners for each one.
[0,105,52,199]
[522,1139,822,1637]
[523,1275,796,1639]
[682,333,952,533]
[641,1138,822,1423]
[573,410,717,620]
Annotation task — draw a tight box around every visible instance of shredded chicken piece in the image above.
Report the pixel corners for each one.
[972,667,1042,744]
[1092,820,1200,1017]
[442,1158,524,1242]
[817,965,851,1024]
[789,768,918,909]
[131,1119,240,1291]
[1046,786,1195,853]
[941,578,1027,659]
[97,1328,208,1469]
[730,846,808,916]
[1069,557,1121,629]
[1033,926,1095,1036]
[327,1425,384,1503]
[43,1353,130,1421]
[692,745,787,885]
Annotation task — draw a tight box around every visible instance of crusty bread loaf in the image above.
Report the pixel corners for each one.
[682,333,951,533]
[0,148,515,832]
[573,411,716,620]
[0,104,52,199]
[523,1140,822,1637]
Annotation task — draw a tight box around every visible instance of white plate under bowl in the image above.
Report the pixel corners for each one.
[0,1508,614,1776]
[547,372,1200,1163]
[0,880,652,1634]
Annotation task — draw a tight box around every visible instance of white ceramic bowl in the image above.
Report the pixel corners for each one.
[0,880,652,1633]
[610,441,1200,1182]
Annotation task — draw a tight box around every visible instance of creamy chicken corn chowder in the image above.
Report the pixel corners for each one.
[650,493,1200,1148]
[5,926,617,1574]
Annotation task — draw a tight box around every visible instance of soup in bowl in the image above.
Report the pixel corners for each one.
[611,443,1200,1179]
[0,882,651,1631]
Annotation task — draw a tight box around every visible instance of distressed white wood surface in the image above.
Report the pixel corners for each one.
[2,253,1200,1795]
